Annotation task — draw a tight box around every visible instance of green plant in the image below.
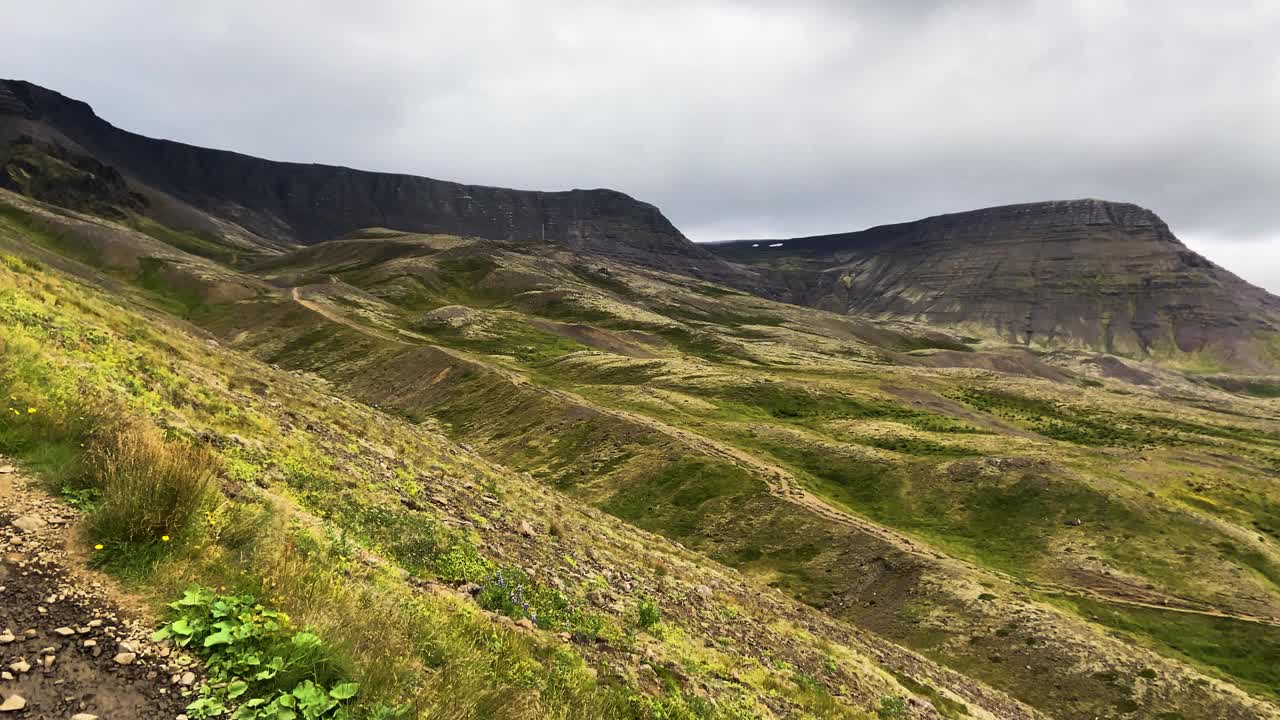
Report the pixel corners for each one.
[154,586,361,719]
[59,483,101,511]
[877,695,907,718]
[637,596,662,629]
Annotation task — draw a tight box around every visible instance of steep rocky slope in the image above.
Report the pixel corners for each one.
[710,200,1280,370]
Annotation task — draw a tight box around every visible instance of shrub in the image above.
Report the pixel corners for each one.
[637,596,662,629]
[85,418,217,545]
[877,695,907,718]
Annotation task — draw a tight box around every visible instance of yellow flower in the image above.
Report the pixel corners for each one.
[27,407,36,414]
[94,544,104,550]
[161,535,171,542]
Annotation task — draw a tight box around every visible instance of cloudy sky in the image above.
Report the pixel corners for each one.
[6,1,1280,290]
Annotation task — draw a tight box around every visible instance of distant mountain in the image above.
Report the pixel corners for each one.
[710,200,1280,370]
[0,79,753,284]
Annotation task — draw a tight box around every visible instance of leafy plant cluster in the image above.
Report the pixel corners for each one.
[154,586,368,720]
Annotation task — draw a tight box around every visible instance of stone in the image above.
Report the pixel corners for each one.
[0,694,26,712]
[53,626,76,636]
[518,520,536,538]
[7,660,30,674]
[0,631,13,644]
[11,515,46,533]
[0,465,15,474]
[71,714,100,720]
[112,652,136,665]
[179,671,196,686]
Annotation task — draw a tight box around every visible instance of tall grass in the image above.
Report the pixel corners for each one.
[83,417,217,545]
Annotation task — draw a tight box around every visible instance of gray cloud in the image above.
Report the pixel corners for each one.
[4,0,1279,290]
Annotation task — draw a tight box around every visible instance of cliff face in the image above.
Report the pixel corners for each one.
[0,79,751,282]
[711,200,1280,369]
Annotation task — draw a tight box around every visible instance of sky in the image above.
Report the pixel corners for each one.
[5,0,1279,291]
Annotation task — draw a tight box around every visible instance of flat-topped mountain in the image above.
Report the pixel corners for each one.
[0,79,752,283]
[711,199,1280,370]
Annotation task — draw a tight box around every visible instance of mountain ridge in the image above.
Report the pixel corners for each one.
[0,78,756,284]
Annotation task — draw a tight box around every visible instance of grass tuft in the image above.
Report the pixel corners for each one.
[84,417,218,546]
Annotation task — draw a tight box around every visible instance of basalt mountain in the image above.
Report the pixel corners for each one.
[2,79,1280,720]
[710,200,1280,371]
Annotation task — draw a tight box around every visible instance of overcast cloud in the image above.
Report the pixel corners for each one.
[5,0,1279,290]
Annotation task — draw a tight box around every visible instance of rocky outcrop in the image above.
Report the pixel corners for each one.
[0,136,147,219]
[711,200,1280,369]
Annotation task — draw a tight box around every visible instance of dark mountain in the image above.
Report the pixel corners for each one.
[710,199,1280,370]
[0,79,753,283]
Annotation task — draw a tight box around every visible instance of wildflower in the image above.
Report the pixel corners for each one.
[27,407,36,414]
[161,535,171,542]
[94,544,104,550]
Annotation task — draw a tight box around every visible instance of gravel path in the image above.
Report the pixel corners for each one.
[0,461,195,719]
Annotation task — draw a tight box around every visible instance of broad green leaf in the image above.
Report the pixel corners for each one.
[203,629,233,647]
[329,683,359,700]
[227,680,249,698]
